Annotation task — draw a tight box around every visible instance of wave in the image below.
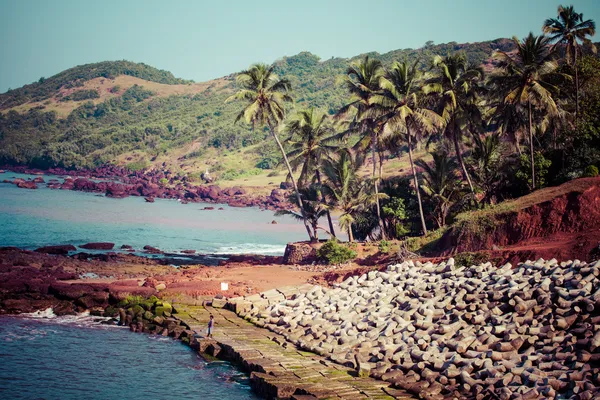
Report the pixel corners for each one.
[22,308,56,319]
[20,309,117,328]
[212,243,286,255]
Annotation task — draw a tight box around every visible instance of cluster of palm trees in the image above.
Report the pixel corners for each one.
[226,5,595,243]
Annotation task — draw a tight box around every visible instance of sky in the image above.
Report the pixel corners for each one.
[1,0,599,93]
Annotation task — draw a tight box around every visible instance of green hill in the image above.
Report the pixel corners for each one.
[0,39,516,180]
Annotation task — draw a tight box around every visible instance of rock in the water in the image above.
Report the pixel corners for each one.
[80,242,115,250]
[35,245,77,255]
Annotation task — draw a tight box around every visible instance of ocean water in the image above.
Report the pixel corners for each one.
[0,171,309,255]
[0,314,259,400]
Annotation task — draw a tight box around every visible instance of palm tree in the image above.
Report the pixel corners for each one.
[370,60,444,236]
[322,149,377,242]
[284,108,338,236]
[415,150,462,229]
[469,132,507,204]
[424,53,485,196]
[275,186,328,240]
[543,5,596,125]
[488,33,565,190]
[337,55,387,239]
[226,63,314,241]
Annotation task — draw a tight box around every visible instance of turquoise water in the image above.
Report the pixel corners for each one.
[0,315,259,400]
[0,172,308,255]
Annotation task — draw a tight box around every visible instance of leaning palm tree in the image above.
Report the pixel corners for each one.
[415,150,462,229]
[284,108,338,236]
[371,60,444,236]
[424,53,485,196]
[226,63,314,241]
[275,186,329,240]
[336,55,387,239]
[543,5,596,125]
[488,33,566,190]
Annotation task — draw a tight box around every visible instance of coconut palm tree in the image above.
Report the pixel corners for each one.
[488,33,566,190]
[543,5,596,125]
[226,63,314,241]
[275,186,329,240]
[424,53,485,196]
[336,55,387,239]
[469,132,508,204]
[370,60,444,236]
[322,149,378,242]
[284,108,338,236]
[415,150,462,229]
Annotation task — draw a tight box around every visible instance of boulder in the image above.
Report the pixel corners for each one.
[35,245,77,255]
[79,242,115,250]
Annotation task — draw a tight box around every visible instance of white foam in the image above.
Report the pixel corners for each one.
[212,243,286,255]
[22,308,56,319]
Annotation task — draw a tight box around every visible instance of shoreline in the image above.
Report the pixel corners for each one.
[1,165,294,211]
[2,245,600,398]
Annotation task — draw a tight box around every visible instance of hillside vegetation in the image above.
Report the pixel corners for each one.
[0,39,515,174]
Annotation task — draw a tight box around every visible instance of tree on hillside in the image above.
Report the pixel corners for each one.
[488,33,566,190]
[226,63,315,241]
[336,55,387,239]
[284,108,339,236]
[370,60,444,236]
[543,5,596,125]
[424,53,485,196]
[415,150,462,229]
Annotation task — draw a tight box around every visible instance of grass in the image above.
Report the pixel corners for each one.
[404,228,448,254]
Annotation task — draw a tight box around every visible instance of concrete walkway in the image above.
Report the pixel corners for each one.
[175,305,413,399]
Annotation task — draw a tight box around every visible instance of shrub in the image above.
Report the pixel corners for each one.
[126,159,149,171]
[378,239,390,254]
[317,240,357,265]
[454,252,491,268]
[583,165,599,177]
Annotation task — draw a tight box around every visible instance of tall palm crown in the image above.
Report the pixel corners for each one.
[370,60,444,236]
[424,53,485,195]
[543,5,595,125]
[284,108,338,187]
[284,108,338,237]
[488,33,565,190]
[226,63,293,129]
[543,5,596,66]
[336,55,387,238]
[226,63,315,241]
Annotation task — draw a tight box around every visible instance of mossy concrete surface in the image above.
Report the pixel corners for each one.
[175,305,412,399]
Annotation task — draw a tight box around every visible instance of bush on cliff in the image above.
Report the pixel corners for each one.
[317,240,357,265]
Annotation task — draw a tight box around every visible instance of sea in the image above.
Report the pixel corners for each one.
[0,313,259,399]
[0,171,309,256]
[0,170,312,399]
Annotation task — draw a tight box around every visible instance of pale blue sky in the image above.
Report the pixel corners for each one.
[1,0,598,93]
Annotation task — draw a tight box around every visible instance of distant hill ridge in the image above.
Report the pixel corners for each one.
[0,38,518,174]
[0,60,192,109]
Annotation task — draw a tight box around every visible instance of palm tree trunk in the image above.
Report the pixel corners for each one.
[574,47,579,128]
[315,169,336,238]
[528,101,536,190]
[407,128,428,236]
[371,132,386,240]
[269,122,315,241]
[452,120,475,195]
[348,225,354,242]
